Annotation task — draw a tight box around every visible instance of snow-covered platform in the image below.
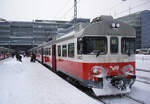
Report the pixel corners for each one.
[0,57,100,104]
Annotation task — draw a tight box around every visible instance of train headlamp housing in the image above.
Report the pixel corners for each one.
[92,67,101,75]
[116,23,120,28]
[111,23,116,28]
[92,66,107,78]
[111,23,120,28]
[122,64,134,76]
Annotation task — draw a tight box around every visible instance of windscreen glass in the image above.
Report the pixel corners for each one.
[121,38,135,54]
[78,37,107,55]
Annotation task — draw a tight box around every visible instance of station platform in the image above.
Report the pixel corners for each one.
[0,57,100,104]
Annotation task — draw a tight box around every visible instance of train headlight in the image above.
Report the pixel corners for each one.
[111,23,120,28]
[92,66,102,75]
[111,23,116,28]
[92,67,101,75]
[116,23,120,28]
[122,65,134,75]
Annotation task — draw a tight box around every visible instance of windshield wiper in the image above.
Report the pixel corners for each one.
[96,50,101,57]
[127,48,131,56]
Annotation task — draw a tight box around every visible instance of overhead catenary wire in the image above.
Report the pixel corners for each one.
[60,0,81,20]
[116,1,150,17]
[54,0,72,19]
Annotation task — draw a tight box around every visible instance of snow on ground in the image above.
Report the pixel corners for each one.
[0,57,101,104]
[94,54,150,104]
[129,81,150,104]
[136,54,150,71]
[0,54,150,104]
[136,54,150,83]
[134,54,150,104]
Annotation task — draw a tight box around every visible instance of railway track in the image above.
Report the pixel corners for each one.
[136,69,150,73]
[94,94,145,104]
[125,94,145,104]
[75,84,145,104]
[136,79,150,85]
[56,70,146,104]
[84,92,108,104]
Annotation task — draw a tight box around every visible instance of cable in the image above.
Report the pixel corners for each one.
[54,0,72,19]
[116,1,150,17]
[60,0,81,20]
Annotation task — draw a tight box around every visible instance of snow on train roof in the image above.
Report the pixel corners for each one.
[82,20,136,37]
[56,31,75,40]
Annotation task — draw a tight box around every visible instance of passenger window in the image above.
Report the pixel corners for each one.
[45,48,47,55]
[62,45,67,57]
[68,43,74,58]
[49,47,51,55]
[110,37,118,53]
[46,48,48,55]
[58,45,61,57]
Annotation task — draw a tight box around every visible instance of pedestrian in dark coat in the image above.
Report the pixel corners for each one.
[31,53,36,62]
[18,54,22,62]
[16,53,19,61]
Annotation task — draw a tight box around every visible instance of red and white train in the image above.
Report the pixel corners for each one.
[0,47,14,60]
[29,16,136,96]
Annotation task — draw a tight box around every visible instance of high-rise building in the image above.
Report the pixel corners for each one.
[117,10,150,49]
[0,18,90,51]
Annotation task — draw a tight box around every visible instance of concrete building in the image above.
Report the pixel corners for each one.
[0,18,90,52]
[117,10,150,49]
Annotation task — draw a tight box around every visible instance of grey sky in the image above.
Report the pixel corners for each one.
[0,0,150,21]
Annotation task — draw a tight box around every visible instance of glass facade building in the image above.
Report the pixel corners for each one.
[0,18,90,51]
[117,10,150,49]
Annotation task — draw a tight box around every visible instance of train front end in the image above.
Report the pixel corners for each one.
[77,16,136,96]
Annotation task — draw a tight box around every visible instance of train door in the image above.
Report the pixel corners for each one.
[52,44,56,72]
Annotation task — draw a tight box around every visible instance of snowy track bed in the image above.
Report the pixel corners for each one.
[97,95,145,104]
[80,88,146,104]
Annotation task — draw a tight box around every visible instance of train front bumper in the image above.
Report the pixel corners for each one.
[91,75,136,96]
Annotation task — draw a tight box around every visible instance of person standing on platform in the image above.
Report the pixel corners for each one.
[30,53,36,62]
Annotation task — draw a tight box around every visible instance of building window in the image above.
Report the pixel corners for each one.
[58,45,61,57]
[62,45,67,57]
[68,43,74,58]
[110,37,118,53]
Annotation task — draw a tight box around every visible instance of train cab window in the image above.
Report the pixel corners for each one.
[78,37,107,55]
[121,38,135,55]
[68,43,74,58]
[58,45,61,57]
[110,37,118,53]
[62,45,67,57]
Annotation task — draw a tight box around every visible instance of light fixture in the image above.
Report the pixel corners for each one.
[111,23,116,28]
[116,23,120,28]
